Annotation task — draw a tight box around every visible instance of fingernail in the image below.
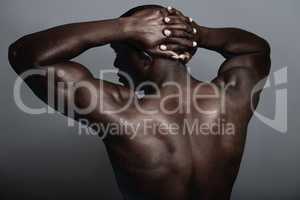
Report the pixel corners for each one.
[189,17,193,23]
[160,44,167,51]
[193,41,198,47]
[172,55,179,59]
[185,53,191,60]
[164,17,171,23]
[179,54,186,60]
[167,6,173,12]
[163,29,172,37]
[193,28,197,34]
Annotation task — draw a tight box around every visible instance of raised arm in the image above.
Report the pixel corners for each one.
[8,18,132,123]
[163,8,270,92]
[194,26,271,111]
[8,19,129,69]
[8,9,195,123]
[195,27,271,78]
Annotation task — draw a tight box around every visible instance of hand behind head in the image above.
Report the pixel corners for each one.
[120,5,198,63]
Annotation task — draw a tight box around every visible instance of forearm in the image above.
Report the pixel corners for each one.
[194,26,270,78]
[9,18,127,70]
[195,26,270,57]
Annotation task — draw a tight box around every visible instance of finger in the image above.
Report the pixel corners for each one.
[166,7,194,26]
[160,8,169,18]
[182,52,192,62]
[163,29,172,37]
[174,13,193,26]
[159,44,193,54]
[168,15,190,24]
[192,27,198,35]
[170,8,192,23]
[167,6,178,17]
[164,44,192,52]
[167,6,173,13]
[165,29,194,39]
[159,44,168,51]
[167,6,193,21]
[147,45,191,62]
[160,50,190,62]
[174,9,184,16]
[167,6,184,16]
[167,24,194,34]
[165,37,198,48]
[164,50,180,58]
[164,16,188,24]
[148,46,180,59]
[177,54,189,62]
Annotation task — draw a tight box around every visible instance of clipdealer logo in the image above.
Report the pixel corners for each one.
[12,66,288,135]
[251,67,288,133]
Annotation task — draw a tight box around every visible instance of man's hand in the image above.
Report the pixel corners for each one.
[122,7,197,61]
[159,7,200,62]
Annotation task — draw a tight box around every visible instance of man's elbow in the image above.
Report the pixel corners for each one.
[8,42,20,70]
[8,38,39,73]
[258,39,271,76]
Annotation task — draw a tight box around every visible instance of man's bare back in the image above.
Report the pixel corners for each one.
[8,5,270,200]
[104,79,248,200]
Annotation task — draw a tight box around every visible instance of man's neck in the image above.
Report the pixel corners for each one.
[148,58,190,86]
[140,58,191,95]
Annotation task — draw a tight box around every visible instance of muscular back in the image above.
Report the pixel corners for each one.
[103,75,253,200]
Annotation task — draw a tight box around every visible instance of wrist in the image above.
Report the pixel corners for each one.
[195,25,209,47]
[118,17,134,41]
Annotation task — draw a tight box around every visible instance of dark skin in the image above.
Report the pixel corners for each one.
[8,6,270,200]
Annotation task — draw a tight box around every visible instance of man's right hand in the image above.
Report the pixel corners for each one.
[122,7,197,60]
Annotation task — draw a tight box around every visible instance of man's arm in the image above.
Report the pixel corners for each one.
[8,19,128,69]
[8,9,195,122]
[8,18,133,123]
[194,26,271,112]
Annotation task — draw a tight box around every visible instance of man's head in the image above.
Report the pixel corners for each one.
[111,5,197,86]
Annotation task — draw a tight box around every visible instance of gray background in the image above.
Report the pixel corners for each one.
[0,0,299,199]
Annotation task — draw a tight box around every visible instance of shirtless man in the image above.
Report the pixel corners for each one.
[8,5,271,200]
